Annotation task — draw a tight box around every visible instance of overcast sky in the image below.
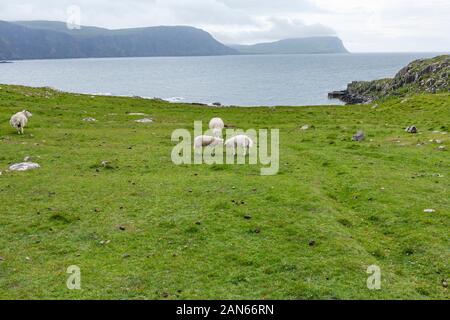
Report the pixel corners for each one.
[1,0,449,52]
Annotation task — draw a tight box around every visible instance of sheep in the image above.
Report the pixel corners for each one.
[209,117,224,130]
[212,128,223,138]
[10,110,33,134]
[194,135,224,149]
[225,134,254,155]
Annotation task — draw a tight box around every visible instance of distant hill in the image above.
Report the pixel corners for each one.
[329,55,450,104]
[231,37,349,54]
[0,20,237,60]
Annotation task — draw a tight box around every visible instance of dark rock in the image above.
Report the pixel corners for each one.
[352,131,365,142]
[308,240,316,246]
[244,215,252,220]
[405,126,418,133]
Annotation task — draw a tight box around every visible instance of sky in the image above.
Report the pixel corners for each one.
[1,0,449,52]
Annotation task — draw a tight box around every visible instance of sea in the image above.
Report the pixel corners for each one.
[0,52,444,106]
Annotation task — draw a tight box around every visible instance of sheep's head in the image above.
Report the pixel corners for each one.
[23,110,33,118]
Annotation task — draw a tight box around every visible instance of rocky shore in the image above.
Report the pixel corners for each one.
[329,55,450,104]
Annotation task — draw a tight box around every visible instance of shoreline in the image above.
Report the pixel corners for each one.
[0,83,347,109]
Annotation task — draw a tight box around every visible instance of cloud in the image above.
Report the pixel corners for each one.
[209,17,336,44]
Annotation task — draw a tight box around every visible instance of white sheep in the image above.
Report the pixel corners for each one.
[10,110,33,134]
[194,135,224,149]
[209,117,224,130]
[212,128,223,138]
[225,135,254,155]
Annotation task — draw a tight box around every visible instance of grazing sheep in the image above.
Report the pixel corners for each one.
[10,110,32,134]
[194,135,224,149]
[209,117,225,130]
[212,128,223,137]
[225,135,254,155]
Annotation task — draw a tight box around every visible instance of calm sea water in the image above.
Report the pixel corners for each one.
[0,53,442,106]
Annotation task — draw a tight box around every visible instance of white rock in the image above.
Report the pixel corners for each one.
[128,113,147,116]
[423,209,436,213]
[300,125,310,130]
[9,162,40,171]
[135,118,153,123]
[83,117,97,122]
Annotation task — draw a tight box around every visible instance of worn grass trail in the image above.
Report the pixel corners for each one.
[0,85,448,299]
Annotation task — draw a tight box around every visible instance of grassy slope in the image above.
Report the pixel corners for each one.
[0,84,448,300]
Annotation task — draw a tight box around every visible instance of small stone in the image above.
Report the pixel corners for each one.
[127,113,147,116]
[135,118,153,123]
[423,209,436,213]
[9,162,40,171]
[118,225,126,231]
[195,221,201,225]
[438,146,446,151]
[25,256,31,261]
[83,117,97,122]
[443,280,448,288]
[308,240,316,246]
[244,215,252,220]
[122,253,130,259]
[300,125,310,130]
[352,131,365,142]
[254,228,261,234]
[405,126,418,134]
[0,256,4,261]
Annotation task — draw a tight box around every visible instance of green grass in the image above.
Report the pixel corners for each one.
[0,84,448,299]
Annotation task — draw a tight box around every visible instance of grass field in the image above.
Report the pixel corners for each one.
[0,84,448,299]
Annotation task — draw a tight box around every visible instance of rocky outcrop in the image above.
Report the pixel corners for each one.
[329,55,450,104]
